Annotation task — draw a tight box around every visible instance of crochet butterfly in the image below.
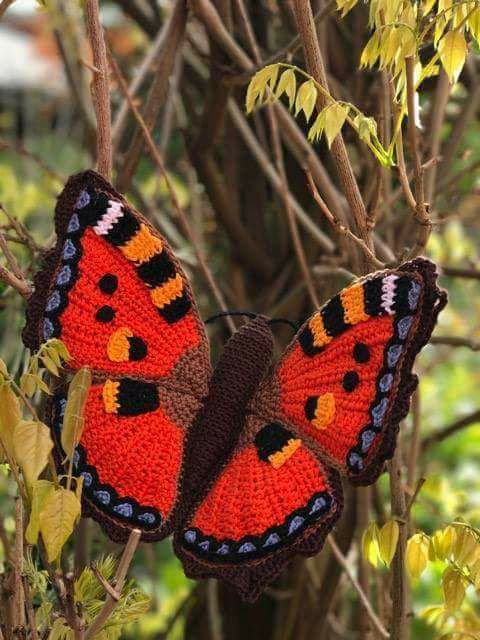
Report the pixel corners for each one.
[23,170,447,602]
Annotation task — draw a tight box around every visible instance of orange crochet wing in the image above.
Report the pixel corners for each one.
[264,259,447,485]
[23,170,211,542]
[173,317,342,602]
[174,414,342,602]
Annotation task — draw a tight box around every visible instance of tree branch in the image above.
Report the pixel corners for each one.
[84,529,141,640]
[85,0,112,180]
[422,409,480,451]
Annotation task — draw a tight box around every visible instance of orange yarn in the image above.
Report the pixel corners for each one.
[60,228,201,378]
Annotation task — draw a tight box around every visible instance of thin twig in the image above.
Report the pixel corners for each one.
[84,0,112,180]
[0,265,32,298]
[91,564,120,601]
[13,498,24,631]
[442,266,480,280]
[108,46,235,334]
[327,536,390,639]
[305,170,385,268]
[292,0,373,266]
[430,336,480,351]
[405,56,431,257]
[0,140,64,183]
[206,580,222,640]
[84,529,141,640]
[22,575,39,640]
[422,409,480,451]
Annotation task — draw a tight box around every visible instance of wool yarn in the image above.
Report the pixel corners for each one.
[23,170,447,602]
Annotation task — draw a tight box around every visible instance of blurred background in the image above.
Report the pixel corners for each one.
[0,1,479,638]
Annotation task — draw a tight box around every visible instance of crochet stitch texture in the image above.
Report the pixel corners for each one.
[23,170,447,602]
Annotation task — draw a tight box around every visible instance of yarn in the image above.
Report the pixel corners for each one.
[23,169,447,603]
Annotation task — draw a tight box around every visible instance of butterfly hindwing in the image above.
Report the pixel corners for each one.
[266,259,446,484]
[174,414,342,602]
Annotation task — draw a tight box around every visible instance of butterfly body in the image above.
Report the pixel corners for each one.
[24,171,447,601]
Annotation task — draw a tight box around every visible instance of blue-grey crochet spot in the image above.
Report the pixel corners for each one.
[138,512,156,525]
[263,533,281,547]
[372,397,389,427]
[217,544,230,555]
[81,472,93,488]
[56,265,71,286]
[43,318,54,340]
[408,281,421,310]
[349,451,363,470]
[73,450,80,468]
[310,496,326,514]
[62,239,76,260]
[94,490,111,505]
[288,516,304,535]
[59,398,67,417]
[398,315,413,340]
[184,530,196,544]
[361,429,376,452]
[387,344,403,367]
[114,503,133,518]
[198,540,210,552]
[379,373,393,393]
[67,213,80,233]
[46,291,61,312]
[76,189,90,210]
[238,542,256,553]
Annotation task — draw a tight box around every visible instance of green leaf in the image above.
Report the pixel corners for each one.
[438,31,467,83]
[324,103,348,147]
[442,566,466,612]
[39,487,81,562]
[295,80,318,122]
[362,522,380,567]
[13,420,53,487]
[246,64,280,113]
[20,373,37,398]
[378,520,399,567]
[406,533,429,579]
[0,383,21,462]
[61,368,91,462]
[26,480,56,545]
[275,69,296,110]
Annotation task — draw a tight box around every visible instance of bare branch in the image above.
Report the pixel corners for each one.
[84,529,141,640]
[422,409,480,451]
[85,0,112,180]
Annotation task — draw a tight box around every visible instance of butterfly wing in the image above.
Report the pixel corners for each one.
[173,317,342,602]
[23,170,211,542]
[174,413,342,602]
[260,258,446,485]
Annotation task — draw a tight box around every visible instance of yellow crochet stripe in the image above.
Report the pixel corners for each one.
[150,273,184,309]
[309,313,332,348]
[340,284,369,325]
[120,224,163,264]
[312,392,335,430]
[269,438,302,469]
[103,380,120,413]
[107,327,132,362]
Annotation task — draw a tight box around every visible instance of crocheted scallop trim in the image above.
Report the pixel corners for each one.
[180,490,335,563]
[50,393,164,534]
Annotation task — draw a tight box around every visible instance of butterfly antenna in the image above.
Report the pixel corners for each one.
[205,311,298,334]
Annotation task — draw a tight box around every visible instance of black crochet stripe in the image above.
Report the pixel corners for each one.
[137,250,177,288]
[254,422,295,462]
[321,294,348,337]
[116,379,160,416]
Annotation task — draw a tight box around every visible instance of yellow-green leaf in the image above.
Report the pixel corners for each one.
[26,480,55,545]
[360,30,381,68]
[308,109,327,143]
[406,533,429,579]
[378,520,399,567]
[275,69,296,110]
[324,103,348,147]
[246,64,279,114]
[362,522,380,568]
[41,355,59,377]
[20,373,37,398]
[61,368,92,462]
[39,487,81,562]
[438,31,467,83]
[0,383,21,462]
[0,358,8,377]
[13,420,53,487]
[295,80,318,122]
[453,527,477,566]
[442,567,465,612]
[433,525,456,560]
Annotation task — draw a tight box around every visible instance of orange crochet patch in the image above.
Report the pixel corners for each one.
[60,228,201,378]
[81,384,184,518]
[191,444,327,541]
